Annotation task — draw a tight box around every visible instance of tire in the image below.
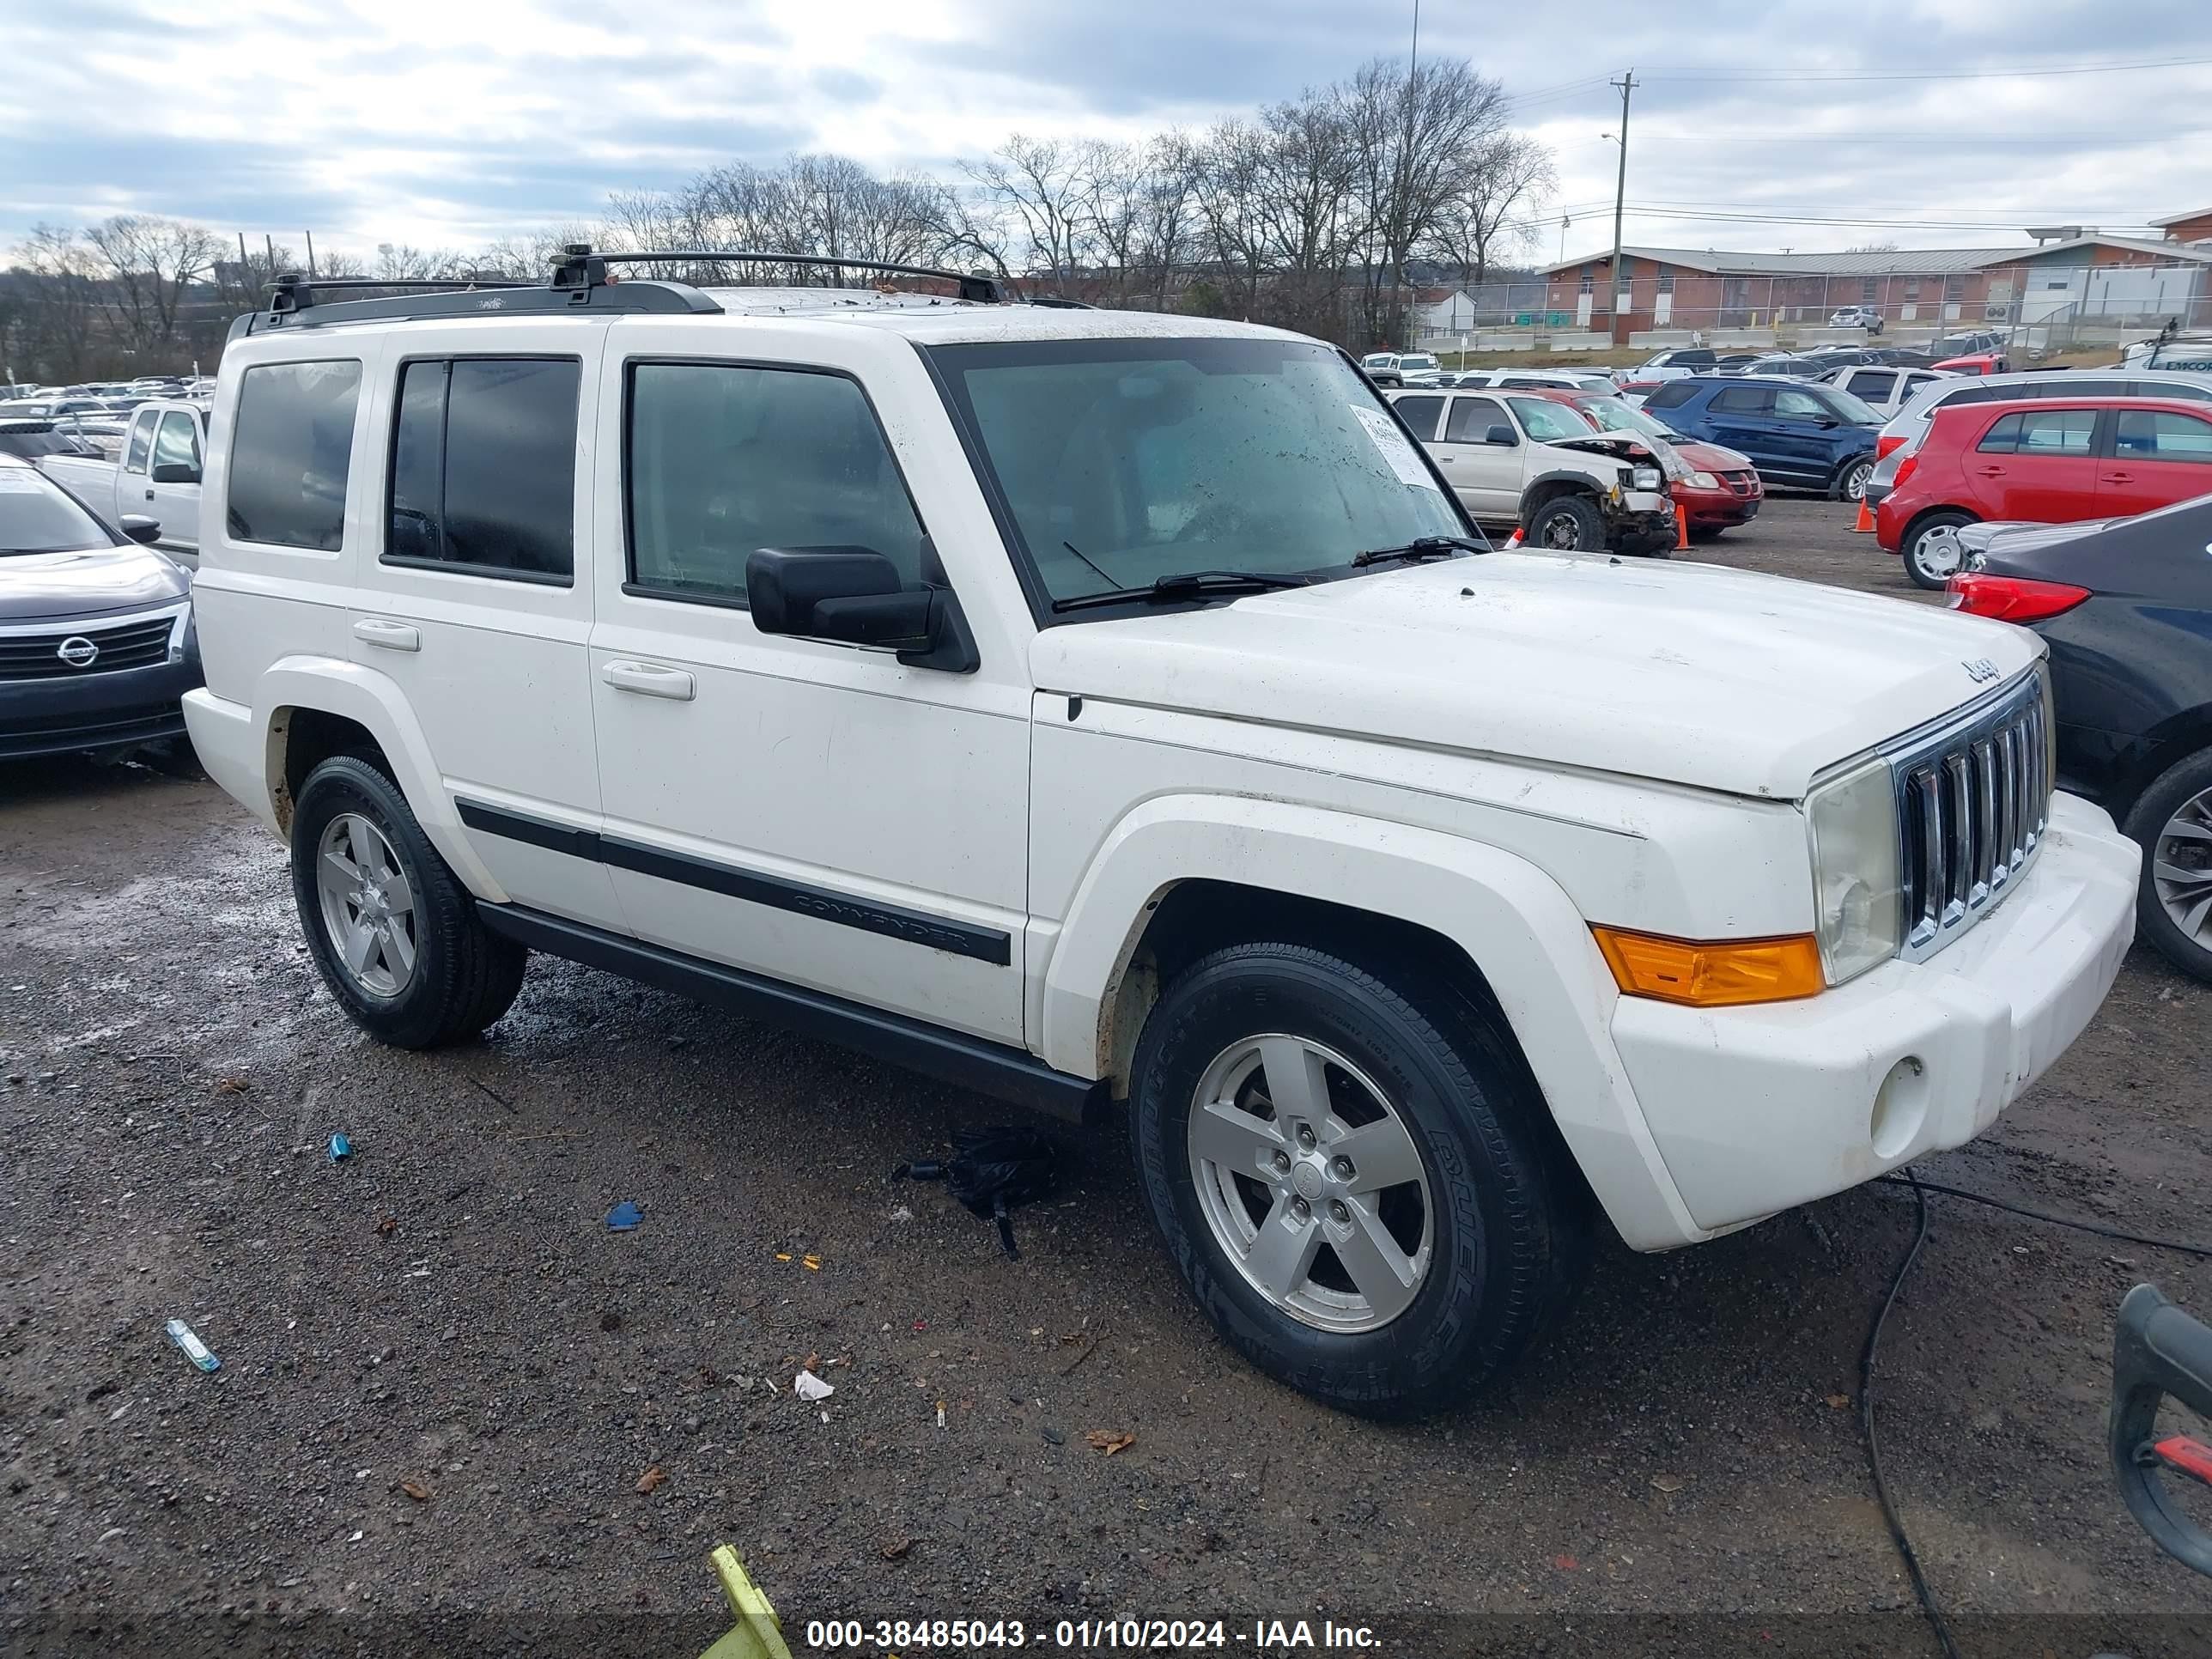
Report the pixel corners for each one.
[1525,493,1608,554]
[289,755,527,1047]
[1127,941,1589,1418]
[2121,747,2212,984]
[1903,509,1976,589]
[1832,456,1875,502]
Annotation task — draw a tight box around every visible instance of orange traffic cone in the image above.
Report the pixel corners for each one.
[1503,526,1524,549]
[1674,502,1690,550]
[1852,495,1875,533]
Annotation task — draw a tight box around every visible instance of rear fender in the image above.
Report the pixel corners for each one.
[254,655,507,901]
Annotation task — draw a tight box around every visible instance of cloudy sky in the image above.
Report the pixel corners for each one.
[8,0,2212,266]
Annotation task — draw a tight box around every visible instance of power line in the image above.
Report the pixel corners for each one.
[1638,53,2212,82]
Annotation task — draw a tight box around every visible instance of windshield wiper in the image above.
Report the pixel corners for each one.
[1050,568,1310,614]
[1348,534,1488,568]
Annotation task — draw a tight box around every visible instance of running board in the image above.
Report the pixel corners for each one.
[476,903,1103,1123]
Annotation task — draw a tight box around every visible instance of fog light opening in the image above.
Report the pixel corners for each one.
[1870,1056,1929,1161]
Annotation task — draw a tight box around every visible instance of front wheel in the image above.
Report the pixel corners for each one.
[2123,748,2212,984]
[1903,509,1976,589]
[1128,942,1587,1417]
[290,755,527,1047]
[1525,494,1608,553]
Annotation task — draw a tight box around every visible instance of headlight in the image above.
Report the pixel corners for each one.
[1687,471,1720,489]
[1632,465,1662,491]
[1805,758,1902,985]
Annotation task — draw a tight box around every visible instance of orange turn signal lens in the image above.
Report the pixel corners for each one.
[1590,927,1826,1007]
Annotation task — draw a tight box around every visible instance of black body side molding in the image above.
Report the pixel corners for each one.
[475,904,1102,1123]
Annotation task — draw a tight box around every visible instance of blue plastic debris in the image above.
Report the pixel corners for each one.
[327,1133,352,1163]
[606,1200,642,1231]
[166,1318,220,1373]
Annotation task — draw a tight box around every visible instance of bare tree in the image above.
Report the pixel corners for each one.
[961,136,1099,295]
[5,225,104,380]
[1425,132,1554,288]
[82,214,222,356]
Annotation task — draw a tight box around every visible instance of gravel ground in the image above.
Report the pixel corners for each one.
[5,497,2211,1658]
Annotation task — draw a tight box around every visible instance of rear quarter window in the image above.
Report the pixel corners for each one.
[226,361,362,550]
[1643,381,1697,410]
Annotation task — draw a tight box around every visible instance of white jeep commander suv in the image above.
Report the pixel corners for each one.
[184,250,2138,1418]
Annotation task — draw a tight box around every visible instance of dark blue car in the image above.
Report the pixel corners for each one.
[1642,374,1883,500]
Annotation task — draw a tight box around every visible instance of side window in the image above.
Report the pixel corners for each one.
[1643,381,1697,410]
[226,360,362,551]
[1391,395,1445,440]
[1443,395,1510,442]
[1849,369,1897,401]
[1711,386,1772,415]
[383,357,580,581]
[1977,413,2025,454]
[1773,387,1827,420]
[2116,410,2212,462]
[152,410,200,476]
[626,362,925,605]
[124,411,155,473]
[1985,408,2096,455]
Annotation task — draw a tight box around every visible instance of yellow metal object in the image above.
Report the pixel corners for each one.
[699,1545,795,1659]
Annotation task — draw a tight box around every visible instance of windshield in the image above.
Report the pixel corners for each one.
[1821,386,1884,424]
[1360,353,1395,368]
[1504,396,1599,442]
[929,337,1466,606]
[0,468,112,554]
[1399,355,1438,371]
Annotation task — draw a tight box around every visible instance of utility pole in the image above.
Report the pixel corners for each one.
[1607,70,1636,345]
[305,229,317,280]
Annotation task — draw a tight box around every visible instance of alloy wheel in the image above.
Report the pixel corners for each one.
[1185,1035,1435,1333]
[2153,787,2212,948]
[314,811,420,998]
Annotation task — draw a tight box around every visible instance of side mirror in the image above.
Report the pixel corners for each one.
[119,515,162,545]
[745,545,978,673]
[1485,424,1518,447]
[150,461,199,484]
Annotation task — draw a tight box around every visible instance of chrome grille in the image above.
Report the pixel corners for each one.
[0,608,182,682]
[1892,672,2049,961]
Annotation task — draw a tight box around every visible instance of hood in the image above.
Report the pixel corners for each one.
[0,543,189,621]
[1671,438,1753,472]
[1029,554,2041,801]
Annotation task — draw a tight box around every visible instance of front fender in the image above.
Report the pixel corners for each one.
[1040,793,1705,1249]
[254,655,508,902]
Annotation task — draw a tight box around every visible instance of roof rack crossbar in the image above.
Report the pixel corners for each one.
[550,247,1007,305]
[266,270,532,315]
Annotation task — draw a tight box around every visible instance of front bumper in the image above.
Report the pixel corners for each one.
[0,657,201,761]
[1607,791,2137,1236]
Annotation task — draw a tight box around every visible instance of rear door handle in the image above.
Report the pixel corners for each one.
[2102,471,2135,483]
[352,618,421,652]
[602,659,696,702]
[1973,465,2006,477]
[144,488,155,500]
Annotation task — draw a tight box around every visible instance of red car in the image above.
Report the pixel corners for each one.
[1877,394,2212,587]
[1518,387,1765,538]
[1930,352,2008,376]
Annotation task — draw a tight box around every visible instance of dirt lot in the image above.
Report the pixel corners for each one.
[5,498,2211,1658]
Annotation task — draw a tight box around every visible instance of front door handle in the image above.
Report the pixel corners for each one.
[352,618,421,652]
[602,659,696,702]
[2102,471,2135,483]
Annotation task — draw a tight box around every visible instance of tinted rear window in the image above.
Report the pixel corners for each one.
[1391,395,1445,440]
[227,361,362,550]
[385,356,579,581]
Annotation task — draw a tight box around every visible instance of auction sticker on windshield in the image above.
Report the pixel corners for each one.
[1350,404,1440,489]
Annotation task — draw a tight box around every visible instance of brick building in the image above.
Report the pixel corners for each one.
[1535,211,2212,337]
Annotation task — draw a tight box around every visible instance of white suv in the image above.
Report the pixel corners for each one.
[184,252,2139,1418]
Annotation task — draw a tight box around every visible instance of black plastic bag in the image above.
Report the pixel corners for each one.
[894,1127,1060,1258]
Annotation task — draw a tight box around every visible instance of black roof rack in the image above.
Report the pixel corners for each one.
[228,244,1024,343]
[550,247,1008,304]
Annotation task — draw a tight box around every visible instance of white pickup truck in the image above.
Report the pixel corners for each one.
[183,253,2137,1418]
[39,400,206,563]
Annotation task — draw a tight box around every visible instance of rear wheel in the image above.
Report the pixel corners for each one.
[290,755,527,1047]
[1128,941,1588,1417]
[1833,456,1875,502]
[1525,493,1608,554]
[1903,509,1975,589]
[2123,748,2212,984]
